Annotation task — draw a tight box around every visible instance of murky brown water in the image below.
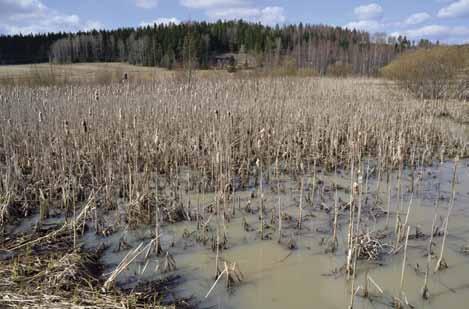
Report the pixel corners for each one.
[171,160,469,309]
[5,157,469,309]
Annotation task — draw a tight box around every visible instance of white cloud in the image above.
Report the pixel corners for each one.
[140,17,181,26]
[353,3,383,20]
[180,0,246,9]
[0,0,102,34]
[395,24,469,41]
[405,12,431,25]
[344,2,468,43]
[209,7,258,19]
[135,0,158,9]
[208,6,285,25]
[437,0,469,18]
[345,20,383,33]
[0,0,46,19]
[259,6,286,25]
[182,0,285,25]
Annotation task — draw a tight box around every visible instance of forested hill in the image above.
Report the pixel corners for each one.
[0,20,412,75]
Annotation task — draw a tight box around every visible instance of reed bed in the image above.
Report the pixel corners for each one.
[0,76,468,308]
[0,78,466,219]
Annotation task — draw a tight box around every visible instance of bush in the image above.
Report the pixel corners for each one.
[381,46,469,99]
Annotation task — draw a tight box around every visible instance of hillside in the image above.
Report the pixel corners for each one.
[0,20,412,75]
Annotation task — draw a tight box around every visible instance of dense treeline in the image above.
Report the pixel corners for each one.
[0,33,67,64]
[0,20,412,75]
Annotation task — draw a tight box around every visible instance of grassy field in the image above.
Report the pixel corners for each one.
[0,62,334,86]
[0,62,174,85]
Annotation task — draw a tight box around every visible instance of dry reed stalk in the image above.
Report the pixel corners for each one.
[331,188,339,252]
[356,168,363,234]
[311,161,317,209]
[422,200,439,299]
[398,226,411,305]
[348,246,360,309]
[297,176,304,230]
[368,275,384,295]
[394,158,403,241]
[435,157,459,272]
[347,155,356,279]
[385,172,392,228]
[153,177,163,256]
[364,160,370,207]
[215,177,221,278]
[103,240,154,290]
[205,260,243,298]
[276,157,282,242]
[258,159,264,240]
[9,189,99,252]
[363,269,369,298]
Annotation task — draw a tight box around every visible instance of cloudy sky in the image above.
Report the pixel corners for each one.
[1,0,468,43]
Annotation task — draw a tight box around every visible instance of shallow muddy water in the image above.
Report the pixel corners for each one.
[174,161,469,309]
[4,158,469,309]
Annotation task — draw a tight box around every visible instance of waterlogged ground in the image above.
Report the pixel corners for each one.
[4,158,469,309]
[173,160,469,309]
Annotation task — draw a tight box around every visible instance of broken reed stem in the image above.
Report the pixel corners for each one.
[10,189,99,251]
[403,192,414,228]
[205,268,227,298]
[348,246,359,309]
[332,188,339,249]
[368,275,384,295]
[435,157,459,272]
[399,226,411,299]
[104,239,156,290]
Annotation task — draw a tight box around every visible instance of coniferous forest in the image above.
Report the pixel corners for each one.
[0,20,412,75]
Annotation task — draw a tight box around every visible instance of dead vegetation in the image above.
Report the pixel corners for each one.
[0,237,185,308]
[0,75,468,307]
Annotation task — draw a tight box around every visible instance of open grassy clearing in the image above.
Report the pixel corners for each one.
[0,62,260,86]
[0,63,174,85]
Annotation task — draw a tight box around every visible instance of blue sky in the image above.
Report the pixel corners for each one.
[0,0,468,43]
